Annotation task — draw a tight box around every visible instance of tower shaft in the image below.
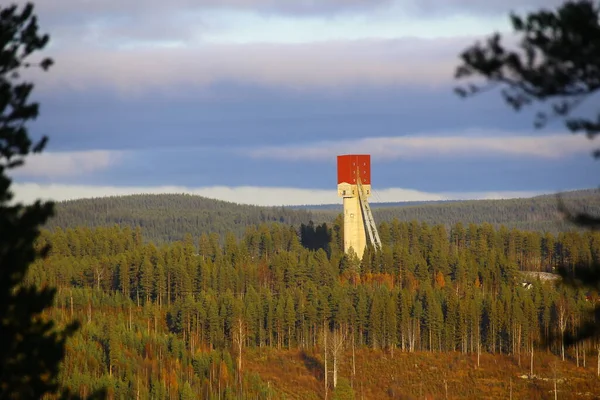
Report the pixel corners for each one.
[342,190,368,259]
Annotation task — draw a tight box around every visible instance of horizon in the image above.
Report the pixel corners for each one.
[24,186,595,208]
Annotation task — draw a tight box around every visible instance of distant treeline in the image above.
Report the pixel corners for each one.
[370,190,600,233]
[47,194,316,243]
[45,189,600,243]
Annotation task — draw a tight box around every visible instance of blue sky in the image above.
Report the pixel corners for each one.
[9,0,598,206]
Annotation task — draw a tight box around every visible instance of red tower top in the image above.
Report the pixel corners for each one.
[337,154,371,185]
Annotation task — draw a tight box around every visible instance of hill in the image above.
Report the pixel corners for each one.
[292,199,462,210]
[46,194,316,243]
[45,189,600,242]
[364,188,600,233]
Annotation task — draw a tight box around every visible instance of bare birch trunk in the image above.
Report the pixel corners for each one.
[352,329,356,387]
[597,346,600,377]
[324,320,328,400]
[530,344,534,376]
[332,327,343,389]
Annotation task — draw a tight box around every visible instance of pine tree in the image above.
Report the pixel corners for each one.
[455,0,600,346]
[0,3,104,398]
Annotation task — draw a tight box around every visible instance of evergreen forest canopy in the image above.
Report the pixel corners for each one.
[45,189,600,243]
[30,218,600,398]
[4,0,599,398]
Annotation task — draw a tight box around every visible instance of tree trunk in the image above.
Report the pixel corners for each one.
[96,268,102,290]
[324,320,328,400]
[352,333,356,387]
[401,330,405,351]
[333,347,338,390]
[558,303,567,361]
[237,317,244,388]
[596,346,600,376]
[530,345,534,376]
[167,272,171,307]
[444,379,448,400]
[554,370,558,400]
[330,326,346,389]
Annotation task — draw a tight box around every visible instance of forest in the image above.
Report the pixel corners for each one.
[33,217,600,399]
[45,189,600,244]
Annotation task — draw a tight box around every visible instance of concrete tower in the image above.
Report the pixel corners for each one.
[337,155,381,260]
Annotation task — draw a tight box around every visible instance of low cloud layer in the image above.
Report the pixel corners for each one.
[16,0,391,20]
[11,0,560,58]
[33,37,475,94]
[18,0,564,22]
[10,151,122,179]
[245,133,597,161]
[409,0,564,16]
[11,182,543,207]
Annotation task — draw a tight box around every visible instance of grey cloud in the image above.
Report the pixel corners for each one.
[32,7,214,47]
[17,0,391,47]
[405,0,566,17]
[91,15,205,45]
[17,0,392,21]
[22,0,565,20]
[14,0,560,46]
[33,37,476,93]
[245,133,597,161]
[11,150,122,179]
[32,79,536,155]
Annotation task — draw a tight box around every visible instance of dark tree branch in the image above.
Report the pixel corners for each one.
[558,193,600,229]
[455,1,600,135]
[455,0,600,350]
[0,3,105,399]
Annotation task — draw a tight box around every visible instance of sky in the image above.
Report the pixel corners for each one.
[8,0,598,206]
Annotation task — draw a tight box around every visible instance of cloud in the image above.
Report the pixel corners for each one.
[411,0,566,15]
[22,0,391,21]
[33,37,475,94]
[10,151,122,179]
[13,0,392,46]
[9,0,561,50]
[71,15,204,47]
[21,0,564,23]
[245,133,598,161]
[18,1,393,48]
[10,182,544,207]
